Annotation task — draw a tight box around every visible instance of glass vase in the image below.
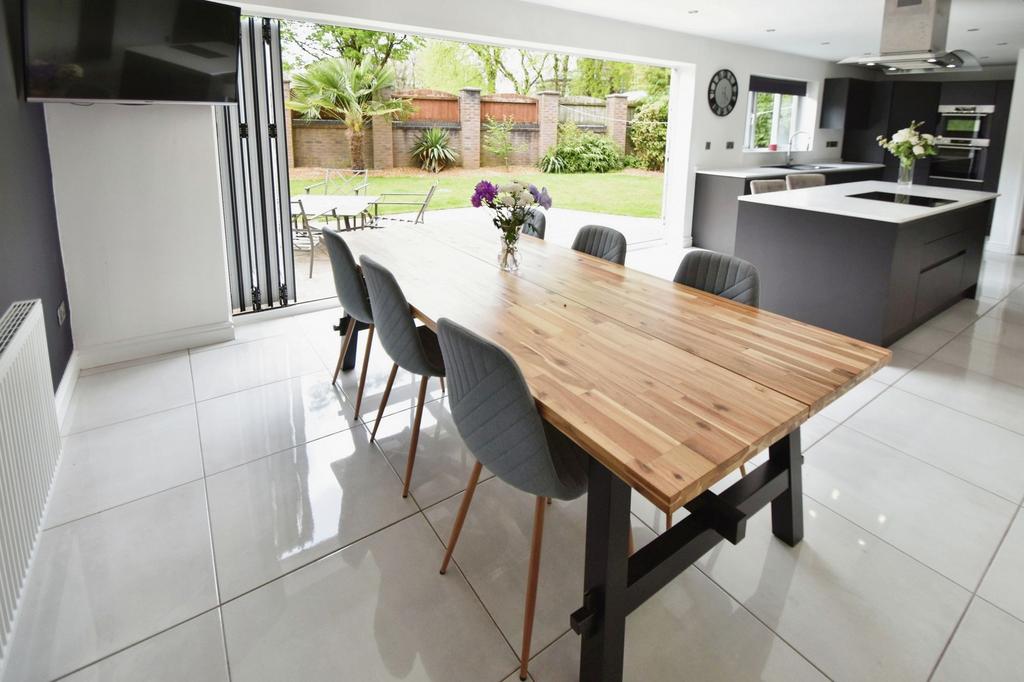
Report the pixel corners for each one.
[897,159,915,189]
[498,228,522,272]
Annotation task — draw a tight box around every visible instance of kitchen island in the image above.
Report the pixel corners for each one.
[735,180,998,345]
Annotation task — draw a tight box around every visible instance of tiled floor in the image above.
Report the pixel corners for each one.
[5,250,1024,681]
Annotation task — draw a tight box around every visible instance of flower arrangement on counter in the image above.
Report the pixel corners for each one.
[470,180,552,271]
[877,121,937,186]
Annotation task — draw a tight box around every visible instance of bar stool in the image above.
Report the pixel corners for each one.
[786,173,826,190]
[749,179,786,194]
[359,255,447,498]
[571,225,627,265]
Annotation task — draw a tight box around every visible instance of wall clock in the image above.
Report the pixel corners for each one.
[708,69,738,117]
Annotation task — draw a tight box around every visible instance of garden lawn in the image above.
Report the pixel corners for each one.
[289,170,663,218]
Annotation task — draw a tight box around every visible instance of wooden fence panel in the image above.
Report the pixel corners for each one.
[407,96,460,122]
[481,99,538,124]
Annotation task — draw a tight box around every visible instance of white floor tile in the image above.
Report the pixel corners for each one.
[189,334,325,401]
[4,482,217,682]
[61,610,229,682]
[925,297,998,333]
[697,499,970,682]
[371,398,486,508]
[846,388,1024,502]
[206,429,418,600]
[872,346,927,386]
[932,598,1024,682]
[896,358,1024,435]
[978,512,1024,622]
[804,426,1016,588]
[816,378,887,422]
[47,405,204,527]
[934,333,1024,388]
[221,515,519,681]
[985,299,1024,327]
[196,373,353,475]
[960,314,1024,352]
[64,353,194,434]
[891,324,957,356]
[529,570,826,682]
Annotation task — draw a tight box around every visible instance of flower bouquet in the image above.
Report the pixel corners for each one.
[876,120,937,188]
[470,180,552,271]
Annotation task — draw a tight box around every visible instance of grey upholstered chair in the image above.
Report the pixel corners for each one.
[322,231,375,418]
[749,179,786,194]
[673,249,760,307]
[522,208,546,239]
[359,256,446,498]
[786,173,826,190]
[571,224,627,265]
[435,318,587,681]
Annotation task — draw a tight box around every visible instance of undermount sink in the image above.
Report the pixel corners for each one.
[761,163,837,170]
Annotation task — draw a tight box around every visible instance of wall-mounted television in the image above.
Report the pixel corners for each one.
[23,0,240,105]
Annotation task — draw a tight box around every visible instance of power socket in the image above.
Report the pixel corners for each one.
[726,141,735,150]
[57,301,67,326]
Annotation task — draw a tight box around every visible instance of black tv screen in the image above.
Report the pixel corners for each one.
[23,0,240,104]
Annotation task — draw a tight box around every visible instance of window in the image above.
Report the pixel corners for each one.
[743,76,808,151]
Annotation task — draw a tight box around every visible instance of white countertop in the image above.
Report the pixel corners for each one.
[737,180,999,224]
[696,162,885,179]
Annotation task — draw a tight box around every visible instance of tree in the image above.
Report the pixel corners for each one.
[287,59,412,169]
[466,44,503,93]
[466,44,551,95]
[571,58,634,97]
[629,96,668,170]
[638,66,670,98]
[483,115,527,170]
[281,22,423,72]
[414,40,484,93]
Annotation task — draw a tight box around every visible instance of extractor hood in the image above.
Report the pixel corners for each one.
[839,0,981,75]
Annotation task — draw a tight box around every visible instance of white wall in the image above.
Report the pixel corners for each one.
[989,50,1024,255]
[45,104,233,368]
[237,0,863,245]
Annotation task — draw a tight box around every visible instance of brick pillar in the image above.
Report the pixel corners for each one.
[283,80,295,169]
[605,94,628,152]
[537,91,560,157]
[459,87,481,169]
[371,86,394,170]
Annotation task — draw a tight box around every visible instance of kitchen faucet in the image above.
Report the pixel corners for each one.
[786,130,810,166]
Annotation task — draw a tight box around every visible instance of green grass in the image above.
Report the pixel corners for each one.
[289,171,664,218]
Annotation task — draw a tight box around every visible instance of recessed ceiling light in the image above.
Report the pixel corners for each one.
[687,9,699,14]
[981,56,990,59]
[887,66,897,70]
[927,58,937,62]
[866,62,876,66]
[821,41,830,45]
[967,27,980,32]
[766,28,776,32]
[946,63,957,68]
[997,42,1008,46]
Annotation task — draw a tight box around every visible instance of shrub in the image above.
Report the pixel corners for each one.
[411,126,457,173]
[629,96,668,171]
[483,115,527,171]
[539,121,624,174]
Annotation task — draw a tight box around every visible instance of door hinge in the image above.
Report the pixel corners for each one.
[268,123,277,138]
[262,19,272,43]
[278,282,289,305]
[239,123,249,139]
[251,285,262,311]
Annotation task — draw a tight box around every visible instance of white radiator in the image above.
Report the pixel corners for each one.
[0,301,61,670]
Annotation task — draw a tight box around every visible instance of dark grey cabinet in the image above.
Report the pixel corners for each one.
[938,80,998,105]
[822,78,894,166]
[882,81,941,184]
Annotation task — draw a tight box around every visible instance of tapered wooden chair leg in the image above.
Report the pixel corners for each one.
[666,510,673,530]
[440,460,484,575]
[332,317,357,385]
[740,463,748,476]
[370,362,399,441]
[519,496,547,681]
[401,375,430,498]
[353,325,375,418]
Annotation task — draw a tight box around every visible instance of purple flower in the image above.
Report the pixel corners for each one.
[538,186,552,210]
[470,180,498,208]
[527,184,542,204]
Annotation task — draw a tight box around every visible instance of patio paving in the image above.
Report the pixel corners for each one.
[291,207,676,306]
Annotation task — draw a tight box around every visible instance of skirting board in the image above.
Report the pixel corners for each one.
[54,350,80,431]
[75,320,236,370]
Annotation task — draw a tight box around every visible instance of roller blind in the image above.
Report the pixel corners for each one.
[749,75,808,97]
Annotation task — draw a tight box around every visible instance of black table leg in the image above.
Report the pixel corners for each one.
[578,458,632,682]
[768,430,803,546]
[334,315,362,371]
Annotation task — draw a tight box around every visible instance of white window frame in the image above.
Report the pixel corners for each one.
[744,91,803,151]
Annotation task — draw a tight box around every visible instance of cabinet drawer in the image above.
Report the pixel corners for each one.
[915,253,966,319]
[920,231,969,272]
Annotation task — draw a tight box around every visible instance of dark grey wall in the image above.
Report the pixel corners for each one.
[1,0,73,389]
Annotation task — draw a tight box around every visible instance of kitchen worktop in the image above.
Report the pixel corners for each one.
[738,180,999,223]
[695,161,886,179]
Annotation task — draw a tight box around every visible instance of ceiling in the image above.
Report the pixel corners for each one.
[520,0,1024,67]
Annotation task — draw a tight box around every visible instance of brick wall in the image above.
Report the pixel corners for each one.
[393,122,463,168]
[291,120,373,169]
[480,124,539,167]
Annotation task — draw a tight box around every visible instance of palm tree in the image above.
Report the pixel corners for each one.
[287,59,411,169]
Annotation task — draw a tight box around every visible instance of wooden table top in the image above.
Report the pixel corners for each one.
[341,224,890,513]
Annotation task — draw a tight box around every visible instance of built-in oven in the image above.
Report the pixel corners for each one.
[936,104,994,141]
[929,138,989,183]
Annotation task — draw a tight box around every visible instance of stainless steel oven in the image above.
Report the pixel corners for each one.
[929,138,989,183]
[936,104,994,141]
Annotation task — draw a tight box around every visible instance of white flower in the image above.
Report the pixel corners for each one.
[913,144,925,156]
[519,189,534,205]
[498,192,516,207]
[922,133,935,142]
[891,129,910,143]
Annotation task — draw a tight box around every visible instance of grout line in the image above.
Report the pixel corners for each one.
[41,475,208,532]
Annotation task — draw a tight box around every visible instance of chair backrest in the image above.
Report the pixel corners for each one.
[786,173,826,190]
[673,250,760,307]
[322,231,373,323]
[437,318,586,500]
[414,184,438,224]
[305,168,369,195]
[522,209,546,239]
[571,225,627,265]
[749,179,787,195]
[360,255,436,375]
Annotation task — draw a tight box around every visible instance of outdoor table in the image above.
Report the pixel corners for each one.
[294,194,380,230]
[340,223,890,681]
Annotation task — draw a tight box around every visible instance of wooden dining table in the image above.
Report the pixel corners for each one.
[339,223,890,681]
